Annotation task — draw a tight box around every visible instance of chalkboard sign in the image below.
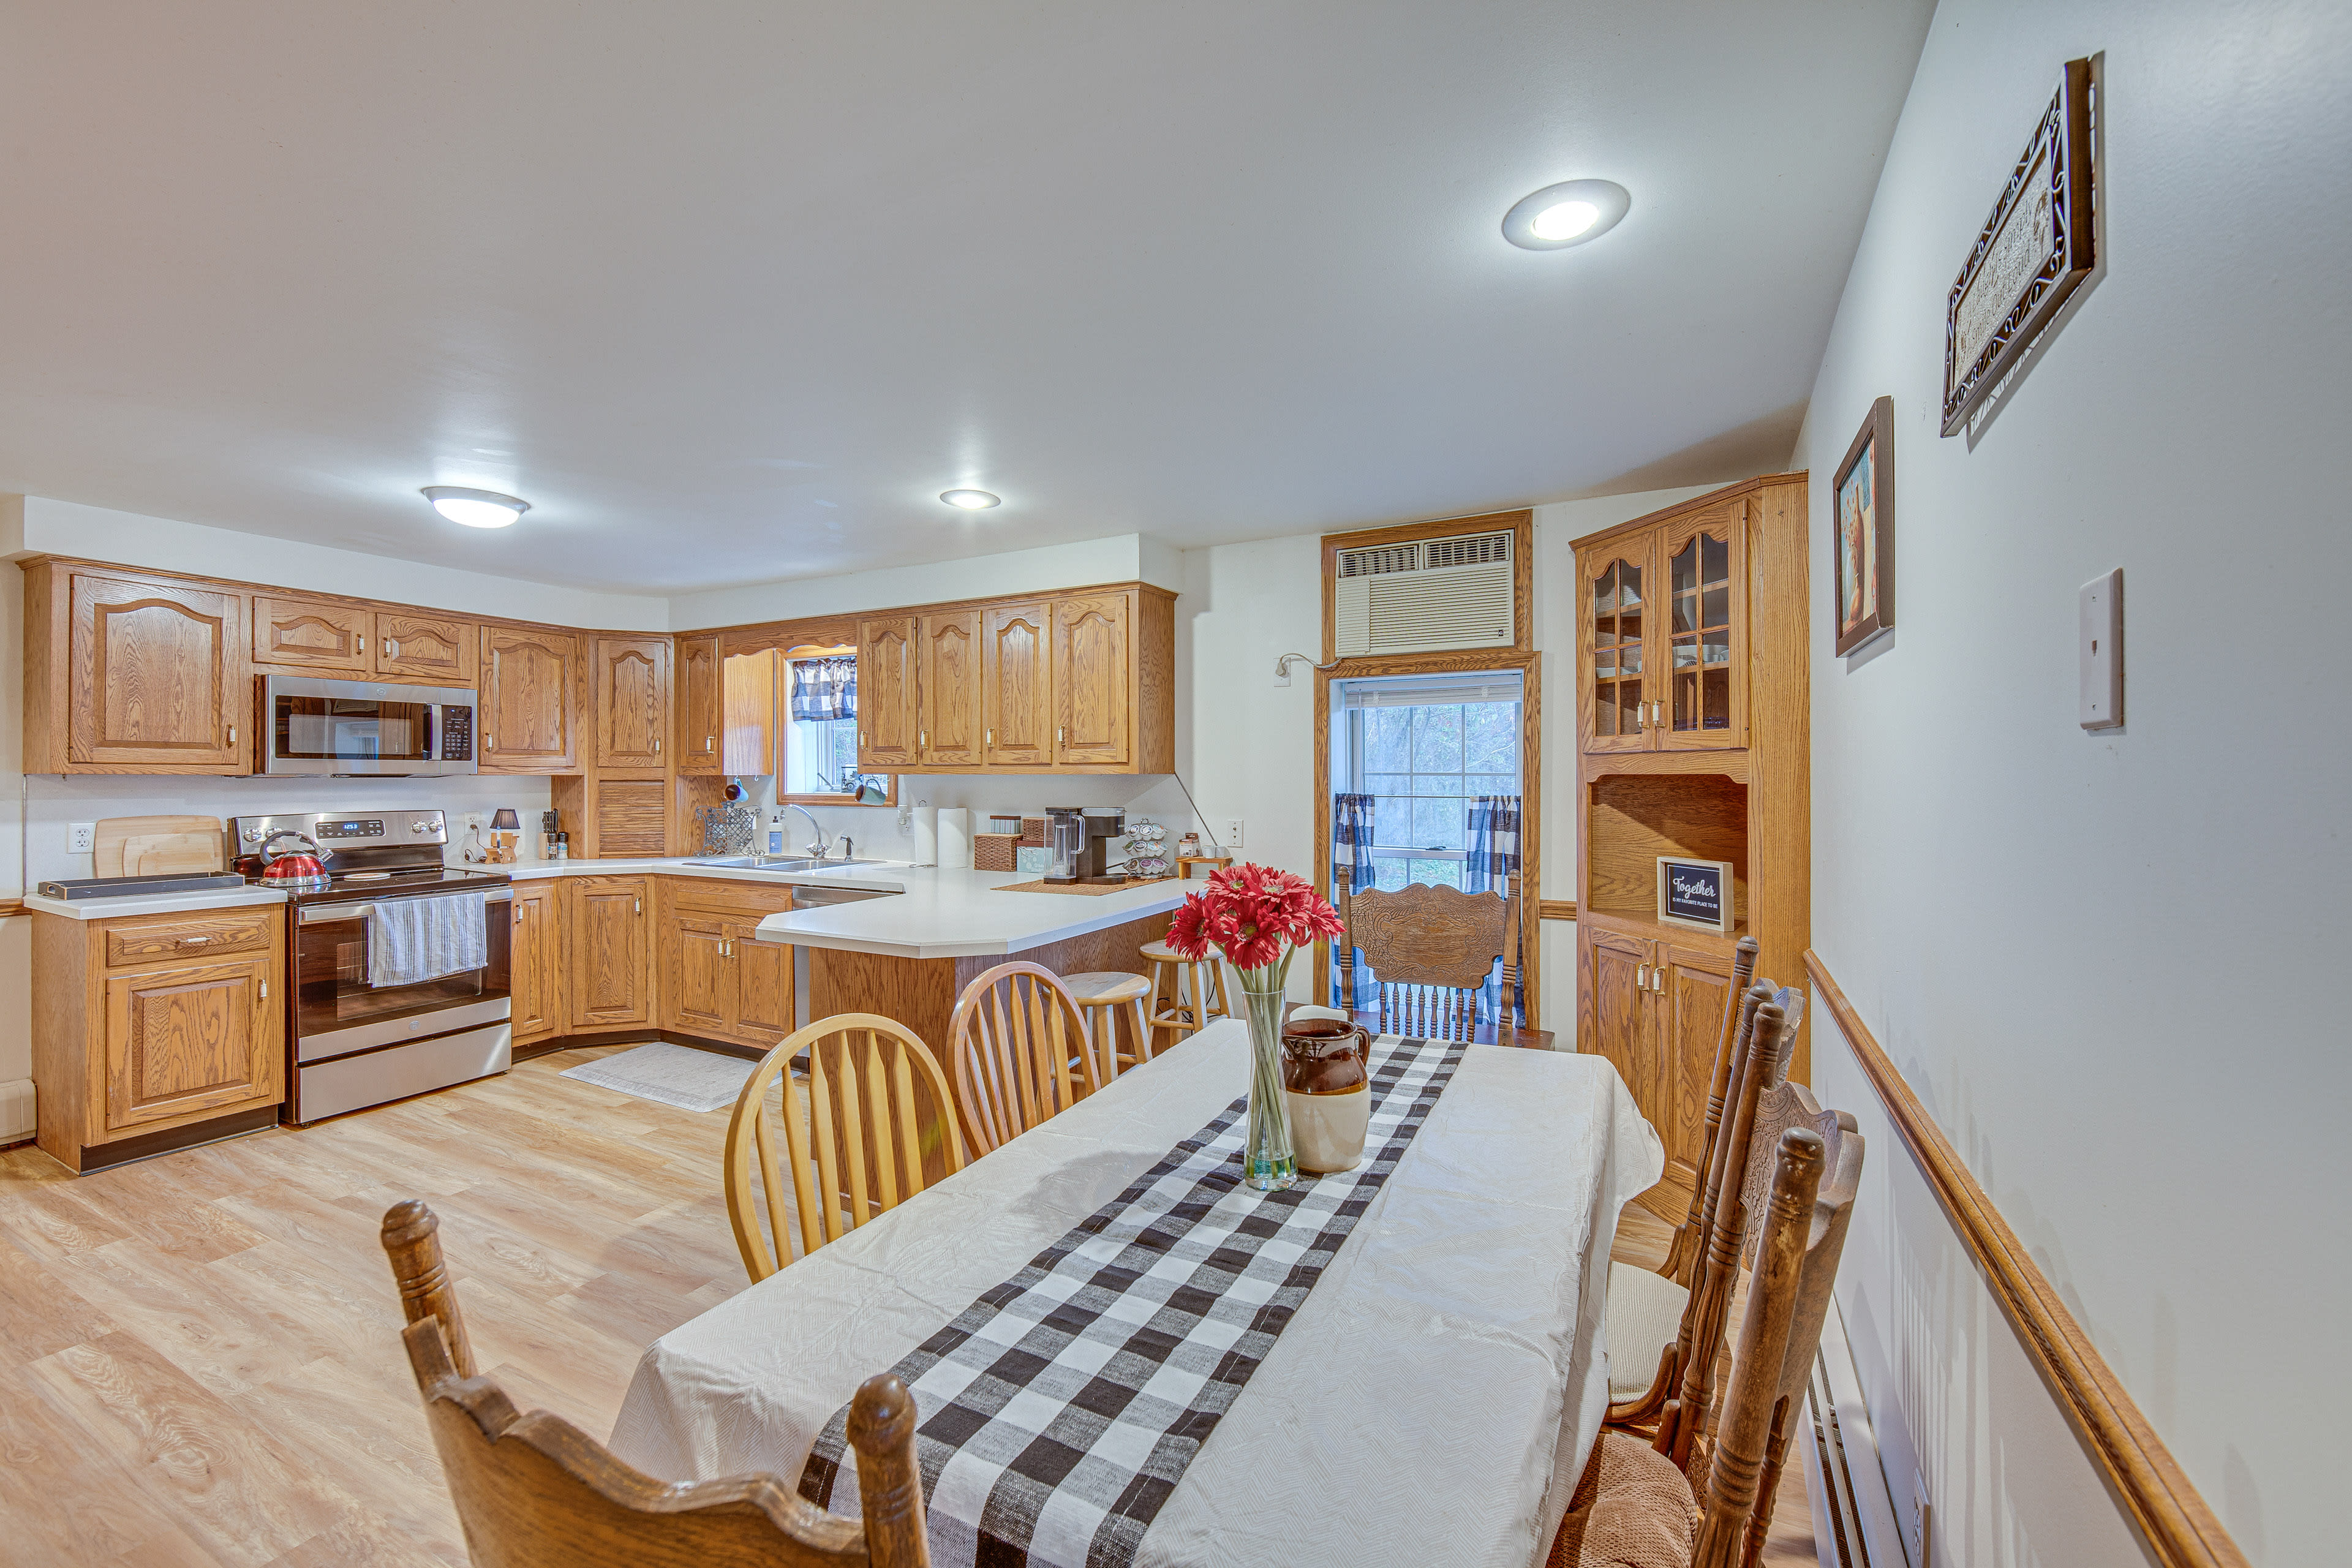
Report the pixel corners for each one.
[1656,856,1734,934]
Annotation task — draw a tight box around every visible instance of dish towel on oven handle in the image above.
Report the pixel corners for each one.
[366,891,488,987]
[800,1032,1468,1568]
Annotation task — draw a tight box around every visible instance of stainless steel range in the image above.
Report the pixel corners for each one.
[228,809,512,1125]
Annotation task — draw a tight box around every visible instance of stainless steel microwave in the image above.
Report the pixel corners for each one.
[257,674,478,776]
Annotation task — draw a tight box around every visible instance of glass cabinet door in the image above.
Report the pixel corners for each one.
[1660,503,1746,749]
[1585,544,1653,752]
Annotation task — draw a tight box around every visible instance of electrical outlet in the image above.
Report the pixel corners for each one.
[68,822,96,854]
[1272,667,1291,688]
[1909,1473,1931,1568]
[1222,819,1244,849]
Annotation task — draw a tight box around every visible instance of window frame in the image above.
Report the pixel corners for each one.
[777,644,899,809]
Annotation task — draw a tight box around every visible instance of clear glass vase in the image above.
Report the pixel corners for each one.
[1229,965,1297,1192]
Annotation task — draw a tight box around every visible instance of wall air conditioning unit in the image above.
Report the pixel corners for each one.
[1332,529,1515,657]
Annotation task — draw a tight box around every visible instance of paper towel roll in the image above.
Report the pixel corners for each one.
[937,808,972,870]
[911,807,938,867]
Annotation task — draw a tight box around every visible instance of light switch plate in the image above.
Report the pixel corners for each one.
[2079,568,2123,729]
[68,822,96,854]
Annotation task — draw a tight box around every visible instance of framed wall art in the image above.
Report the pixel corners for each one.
[1833,394,1894,656]
[1942,57,2096,434]
[1656,854,1735,935]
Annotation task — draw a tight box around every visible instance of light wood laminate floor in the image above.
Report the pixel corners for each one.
[0,1044,1815,1566]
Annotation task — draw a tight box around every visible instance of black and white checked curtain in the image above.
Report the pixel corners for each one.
[1463,794,1523,1025]
[789,654,858,722]
[1331,792,1377,1009]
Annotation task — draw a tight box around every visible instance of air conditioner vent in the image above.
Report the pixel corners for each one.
[1423,530,1512,570]
[1330,526,1519,656]
[1336,543,1423,578]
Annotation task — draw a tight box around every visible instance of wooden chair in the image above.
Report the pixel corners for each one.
[380,1200,932,1568]
[1548,1126,1842,1568]
[1605,986,1778,1436]
[723,1014,967,1283]
[1335,869,1520,1041]
[1060,970,1155,1084]
[948,962,1099,1155]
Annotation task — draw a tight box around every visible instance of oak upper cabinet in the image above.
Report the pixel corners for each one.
[916,609,984,768]
[1051,592,1131,767]
[567,876,653,1028]
[508,881,562,1047]
[252,596,371,672]
[24,564,248,773]
[481,625,579,773]
[1578,497,1750,755]
[857,615,918,770]
[1581,534,1656,754]
[375,611,478,685]
[594,636,671,770]
[674,632,723,774]
[982,600,1052,767]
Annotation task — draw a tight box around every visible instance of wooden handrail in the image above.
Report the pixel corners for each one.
[1803,950,2249,1568]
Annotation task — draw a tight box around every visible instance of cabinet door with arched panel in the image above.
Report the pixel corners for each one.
[1657,500,1747,750]
[1579,539,1656,753]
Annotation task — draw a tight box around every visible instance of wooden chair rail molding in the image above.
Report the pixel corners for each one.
[1538,899,1577,922]
[1803,950,2250,1568]
[0,899,23,919]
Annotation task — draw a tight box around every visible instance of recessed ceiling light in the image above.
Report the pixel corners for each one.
[941,489,1001,510]
[1502,179,1631,251]
[423,486,530,528]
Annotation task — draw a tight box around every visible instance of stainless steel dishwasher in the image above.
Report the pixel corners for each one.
[783,883,898,1028]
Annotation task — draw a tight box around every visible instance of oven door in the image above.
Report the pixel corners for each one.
[294,890,513,1063]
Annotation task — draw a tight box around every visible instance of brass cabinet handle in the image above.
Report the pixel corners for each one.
[1635,962,1649,990]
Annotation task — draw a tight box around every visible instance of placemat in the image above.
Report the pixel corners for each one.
[990,876,1167,895]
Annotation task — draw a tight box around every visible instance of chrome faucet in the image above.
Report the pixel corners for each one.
[780,804,833,861]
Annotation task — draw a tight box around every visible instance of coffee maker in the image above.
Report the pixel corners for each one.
[1044,807,1126,885]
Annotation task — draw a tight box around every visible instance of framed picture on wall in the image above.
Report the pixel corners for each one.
[1656,855,1735,935]
[1833,395,1894,656]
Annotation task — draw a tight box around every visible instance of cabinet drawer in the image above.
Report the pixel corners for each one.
[666,878,796,919]
[104,911,275,967]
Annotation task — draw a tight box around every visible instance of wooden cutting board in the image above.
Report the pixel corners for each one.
[94,815,224,877]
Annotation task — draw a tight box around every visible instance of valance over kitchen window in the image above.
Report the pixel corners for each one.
[788,655,858,722]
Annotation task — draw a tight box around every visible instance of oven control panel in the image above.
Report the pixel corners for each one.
[314,818,386,841]
[229,810,449,848]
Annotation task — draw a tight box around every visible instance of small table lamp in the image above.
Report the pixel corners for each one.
[490,808,520,864]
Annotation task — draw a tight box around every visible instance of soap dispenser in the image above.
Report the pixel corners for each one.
[768,811,785,856]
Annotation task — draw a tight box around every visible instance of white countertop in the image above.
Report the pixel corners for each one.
[24,858,1191,956]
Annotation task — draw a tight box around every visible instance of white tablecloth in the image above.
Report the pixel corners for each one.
[608,1021,1663,1568]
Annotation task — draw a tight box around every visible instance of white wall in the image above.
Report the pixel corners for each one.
[668,533,1183,630]
[1793,3,2351,1563]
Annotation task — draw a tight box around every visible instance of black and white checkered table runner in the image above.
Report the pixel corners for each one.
[801,1031,1468,1568]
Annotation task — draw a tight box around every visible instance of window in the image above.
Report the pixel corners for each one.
[779,649,893,805]
[1335,673,1523,891]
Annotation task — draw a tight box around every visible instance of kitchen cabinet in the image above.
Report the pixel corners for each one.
[481,625,579,773]
[916,610,984,768]
[23,562,248,774]
[675,632,723,774]
[566,876,654,1028]
[1578,919,1722,1214]
[252,596,371,672]
[508,881,562,1047]
[667,911,733,1038]
[982,600,1052,767]
[594,636,671,769]
[1051,592,1131,767]
[657,880,798,1048]
[32,906,287,1172]
[375,611,478,685]
[856,615,918,770]
[1577,496,1749,754]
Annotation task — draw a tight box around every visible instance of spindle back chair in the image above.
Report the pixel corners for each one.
[948,961,1099,1155]
[1335,871,1521,1041]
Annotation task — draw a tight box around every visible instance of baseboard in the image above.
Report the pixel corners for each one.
[0,1078,33,1145]
[517,1029,769,1063]
[1803,1297,1912,1568]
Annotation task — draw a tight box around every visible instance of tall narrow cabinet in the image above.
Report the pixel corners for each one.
[1572,473,1809,1223]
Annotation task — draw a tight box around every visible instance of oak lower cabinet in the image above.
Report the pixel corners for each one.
[32,906,287,1172]
[657,879,797,1049]
[1578,918,1731,1216]
[565,876,654,1028]
[23,562,249,774]
[482,625,581,773]
[508,881,563,1047]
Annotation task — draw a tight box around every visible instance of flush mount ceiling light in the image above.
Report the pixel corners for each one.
[422,486,530,528]
[1501,179,1631,250]
[940,489,1001,510]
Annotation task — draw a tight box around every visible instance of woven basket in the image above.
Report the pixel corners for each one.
[973,832,1020,872]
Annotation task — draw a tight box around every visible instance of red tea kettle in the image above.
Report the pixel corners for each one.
[253,831,331,891]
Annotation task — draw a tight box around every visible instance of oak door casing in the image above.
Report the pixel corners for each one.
[69,569,246,769]
[566,877,652,1028]
[481,626,579,773]
[675,633,723,774]
[594,636,671,769]
[916,610,984,768]
[858,616,918,770]
[509,882,562,1046]
[101,957,279,1135]
[252,596,371,671]
[375,611,478,684]
[1051,592,1130,767]
[982,601,1052,767]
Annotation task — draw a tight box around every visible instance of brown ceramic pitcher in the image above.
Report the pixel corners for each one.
[1281,1017,1372,1173]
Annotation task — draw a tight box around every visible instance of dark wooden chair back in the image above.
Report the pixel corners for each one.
[948,961,1098,1155]
[724,1014,967,1283]
[1336,871,1520,1041]
[379,1200,931,1568]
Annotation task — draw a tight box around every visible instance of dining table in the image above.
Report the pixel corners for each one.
[608,1018,1664,1568]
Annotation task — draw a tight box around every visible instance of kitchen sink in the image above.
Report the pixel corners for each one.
[684,855,886,873]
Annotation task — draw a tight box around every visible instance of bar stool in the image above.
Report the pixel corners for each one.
[1061,971,1153,1083]
[1141,938,1229,1055]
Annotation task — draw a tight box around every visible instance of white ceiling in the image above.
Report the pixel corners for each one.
[0,2,1932,593]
